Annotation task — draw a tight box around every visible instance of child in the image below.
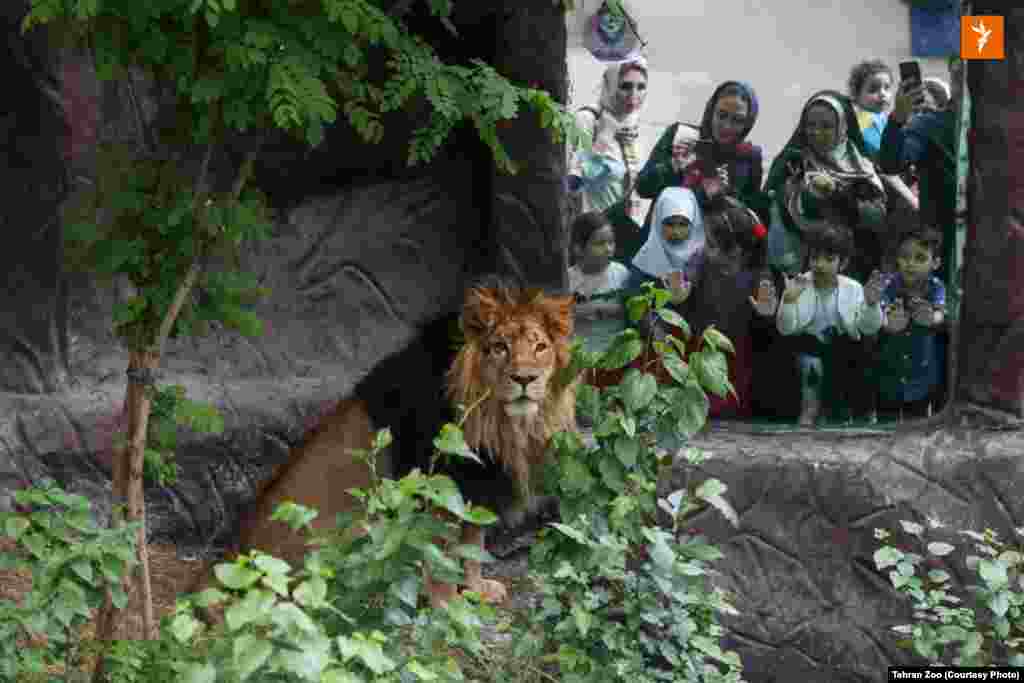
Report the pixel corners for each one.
[682,198,778,418]
[873,227,947,419]
[628,186,705,300]
[569,210,630,358]
[775,225,885,426]
[625,187,705,384]
[848,59,894,160]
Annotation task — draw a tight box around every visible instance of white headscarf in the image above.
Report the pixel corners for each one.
[631,187,705,277]
[595,57,648,127]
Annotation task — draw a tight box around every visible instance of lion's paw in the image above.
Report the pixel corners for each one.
[465,577,508,604]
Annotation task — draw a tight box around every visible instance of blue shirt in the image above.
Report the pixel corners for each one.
[875,274,946,402]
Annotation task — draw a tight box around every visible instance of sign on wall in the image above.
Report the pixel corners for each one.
[911,2,961,57]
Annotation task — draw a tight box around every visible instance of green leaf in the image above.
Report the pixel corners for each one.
[293,576,328,608]
[571,603,593,636]
[702,326,735,355]
[575,383,602,422]
[224,588,276,632]
[673,380,708,437]
[690,348,734,399]
[625,295,648,323]
[69,559,93,583]
[214,562,262,590]
[620,370,657,413]
[3,517,29,540]
[252,553,291,577]
[336,634,397,675]
[452,543,495,563]
[233,633,274,679]
[599,337,644,370]
[406,660,440,680]
[340,8,359,33]
[979,559,1008,587]
[695,479,727,500]
[613,436,639,468]
[660,351,689,384]
[180,663,216,683]
[873,546,903,570]
[462,505,498,526]
[434,423,482,464]
[656,307,689,336]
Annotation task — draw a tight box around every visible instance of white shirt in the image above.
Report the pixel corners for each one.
[569,261,630,299]
[807,286,841,342]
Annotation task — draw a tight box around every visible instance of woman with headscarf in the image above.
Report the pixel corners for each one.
[764,90,887,283]
[567,58,649,262]
[633,81,769,252]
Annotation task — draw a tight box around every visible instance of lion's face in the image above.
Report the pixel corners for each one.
[446,278,578,503]
[478,316,558,418]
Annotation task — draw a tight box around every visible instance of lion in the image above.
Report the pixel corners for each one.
[190,276,577,609]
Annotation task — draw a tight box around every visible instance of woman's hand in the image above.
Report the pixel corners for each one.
[807,172,835,197]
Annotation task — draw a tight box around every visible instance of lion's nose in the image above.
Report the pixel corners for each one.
[510,375,533,389]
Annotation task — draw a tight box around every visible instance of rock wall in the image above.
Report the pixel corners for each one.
[669,418,1024,681]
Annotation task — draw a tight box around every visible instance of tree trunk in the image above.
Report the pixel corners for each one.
[958,5,1024,417]
[489,0,570,293]
[91,350,159,680]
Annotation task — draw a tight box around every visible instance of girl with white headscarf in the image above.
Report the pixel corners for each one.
[629,186,706,296]
[568,58,649,258]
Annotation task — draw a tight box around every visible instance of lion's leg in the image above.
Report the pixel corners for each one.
[460,524,507,604]
[190,399,381,623]
[423,511,459,608]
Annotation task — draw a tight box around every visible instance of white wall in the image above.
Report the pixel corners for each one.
[567,0,949,177]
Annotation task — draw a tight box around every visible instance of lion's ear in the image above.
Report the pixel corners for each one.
[539,294,575,343]
[462,286,500,340]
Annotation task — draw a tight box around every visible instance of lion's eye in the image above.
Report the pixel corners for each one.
[490,341,509,355]
[536,342,548,353]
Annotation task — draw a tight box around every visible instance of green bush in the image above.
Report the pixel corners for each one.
[875,519,1024,667]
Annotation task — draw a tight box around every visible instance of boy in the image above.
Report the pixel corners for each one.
[776,226,884,426]
[873,227,947,419]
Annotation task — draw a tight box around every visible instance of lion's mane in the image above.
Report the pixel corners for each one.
[447,279,577,499]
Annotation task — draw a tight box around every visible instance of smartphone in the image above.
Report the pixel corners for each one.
[898,60,922,90]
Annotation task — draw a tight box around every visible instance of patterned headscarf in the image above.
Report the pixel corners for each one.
[596,56,649,123]
[696,80,760,152]
[631,187,705,277]
[796,92,882,190]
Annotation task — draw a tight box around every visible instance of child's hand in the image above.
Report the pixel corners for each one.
[662,271,692,304]
[909,297,935,327]
[781,272,812,304]
[863,270,885,306]
[884,299,910,333]
[749,278,778,316]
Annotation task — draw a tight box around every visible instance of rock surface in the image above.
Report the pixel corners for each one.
[664,417,1024,682]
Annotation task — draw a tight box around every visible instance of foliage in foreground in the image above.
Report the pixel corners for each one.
[875,519,1024,667]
